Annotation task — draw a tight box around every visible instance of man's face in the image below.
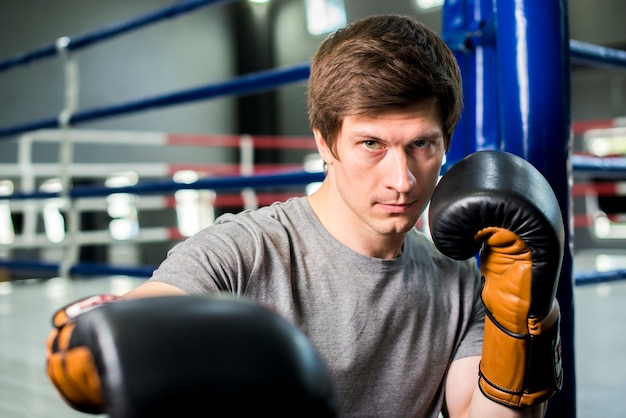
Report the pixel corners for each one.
[318,101,445,239]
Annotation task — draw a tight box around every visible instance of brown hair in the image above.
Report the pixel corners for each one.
[307,14,463,155]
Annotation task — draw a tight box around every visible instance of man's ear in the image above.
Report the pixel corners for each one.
[312,128,333,165]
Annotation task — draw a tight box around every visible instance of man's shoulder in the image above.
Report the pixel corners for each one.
[407,227,479,274]
[206,197,315,242]
[215,197,308,224]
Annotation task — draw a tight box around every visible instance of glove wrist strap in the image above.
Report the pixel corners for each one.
[53,294,122,328]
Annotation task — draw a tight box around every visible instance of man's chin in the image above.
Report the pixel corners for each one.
[377,219,419,236]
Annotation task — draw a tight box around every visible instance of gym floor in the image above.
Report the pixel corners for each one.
[0,249,625,418]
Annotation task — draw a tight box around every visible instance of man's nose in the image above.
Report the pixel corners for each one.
[385,151,416,193]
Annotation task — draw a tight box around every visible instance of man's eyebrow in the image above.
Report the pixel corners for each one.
[415,132,443,140]
[349,129,381,140]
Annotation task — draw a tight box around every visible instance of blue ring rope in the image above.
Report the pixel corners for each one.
[0,0,233,73]
[0,259,157,279]
[5,169,326,200]
[570,39,626,70]
[0,63,311,139]
[575,269,626,286]
[571,155,626,176]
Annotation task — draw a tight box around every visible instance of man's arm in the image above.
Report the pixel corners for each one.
[123,280,188,298]
[467,386,547,418]
[430,151,564,417]
[445,356,547,418]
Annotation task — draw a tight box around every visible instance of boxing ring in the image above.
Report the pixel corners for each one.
[1,0,626,416]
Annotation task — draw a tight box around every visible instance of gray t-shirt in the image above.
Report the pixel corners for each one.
[148,197,484,417]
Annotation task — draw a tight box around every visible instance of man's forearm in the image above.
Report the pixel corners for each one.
[468,387,547,418]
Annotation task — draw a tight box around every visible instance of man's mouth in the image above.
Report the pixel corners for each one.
[378,201,417,214]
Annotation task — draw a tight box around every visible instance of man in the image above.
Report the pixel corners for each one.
[47,15,559,417]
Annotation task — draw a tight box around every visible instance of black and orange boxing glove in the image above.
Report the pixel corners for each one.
[46,294,122,413]
[429,151,564,408]
[45,295,337,418]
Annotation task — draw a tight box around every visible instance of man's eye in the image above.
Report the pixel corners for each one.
[363,140,378,150]
[414,139,429,148]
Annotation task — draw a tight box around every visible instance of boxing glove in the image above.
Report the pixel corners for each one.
[46,294,122,413]
[45,294,337,418]
[428,151,564,408]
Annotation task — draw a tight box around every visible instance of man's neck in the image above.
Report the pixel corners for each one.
[307,185,406,260]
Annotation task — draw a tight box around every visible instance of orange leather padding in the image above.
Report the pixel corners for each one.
[52,309,70,328]
[479,317,528,407]
[45,323,105,414]
[475,226,560,408]
[475,227,532,335]
[479,309,560,408]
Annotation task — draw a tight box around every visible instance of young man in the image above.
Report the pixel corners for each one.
[48,15,557,417]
